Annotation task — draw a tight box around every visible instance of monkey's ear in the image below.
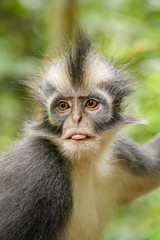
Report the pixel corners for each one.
[116,97,148,127]
[122,115,148,126]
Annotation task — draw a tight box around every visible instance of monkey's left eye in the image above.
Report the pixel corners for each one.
[85,99,98,109]
[58,101,70,111]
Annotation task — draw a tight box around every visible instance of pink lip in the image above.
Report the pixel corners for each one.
[71,134,88,140]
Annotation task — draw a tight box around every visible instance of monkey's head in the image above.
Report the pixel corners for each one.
[28,33,137,161]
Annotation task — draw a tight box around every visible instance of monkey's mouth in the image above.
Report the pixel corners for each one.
[70,134,89,140]
[66,133,93,142]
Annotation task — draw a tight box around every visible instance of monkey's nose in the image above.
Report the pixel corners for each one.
[71,111,82,123]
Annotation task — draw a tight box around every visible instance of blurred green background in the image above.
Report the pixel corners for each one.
[0,0,160,239]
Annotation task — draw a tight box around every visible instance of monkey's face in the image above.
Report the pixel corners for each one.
[47,88,123,160]
[33,34,137,160]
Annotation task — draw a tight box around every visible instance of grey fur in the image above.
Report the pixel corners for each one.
[0,137,72,240]
[114,134,160,176]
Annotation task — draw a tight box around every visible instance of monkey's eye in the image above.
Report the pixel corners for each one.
[85,99,98,109]
[58,101,70,111]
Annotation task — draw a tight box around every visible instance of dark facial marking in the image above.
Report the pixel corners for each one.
[91,77,133,133]
[87,92,108,105]
[39,115,63,136]
[38,81,55,106]
[78,92,110,131]
[50,94,68,109]
[99,79,132,104]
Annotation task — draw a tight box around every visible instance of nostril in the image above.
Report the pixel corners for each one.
[78,115,82,123]
[72,113,83,123]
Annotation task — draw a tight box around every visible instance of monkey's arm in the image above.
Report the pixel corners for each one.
[0,137,72,240]
[113,134,160,203]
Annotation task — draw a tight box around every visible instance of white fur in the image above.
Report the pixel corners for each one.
[84,50,114,87]
[60,157,122,240]
[44,56,72,92]
[59,131,124,240]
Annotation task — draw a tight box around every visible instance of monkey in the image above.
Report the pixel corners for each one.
[0,31,160,240]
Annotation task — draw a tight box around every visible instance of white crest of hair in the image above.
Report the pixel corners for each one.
[44,55,72,92]
[83,49,115,87]
[43,47,116,94]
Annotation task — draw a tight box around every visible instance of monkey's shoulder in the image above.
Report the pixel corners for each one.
[0,136,73,240]
[0,136,72,198]
[1,136,67,169]
[111,134,160,175]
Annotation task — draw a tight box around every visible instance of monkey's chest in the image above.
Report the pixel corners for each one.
[61,170,116,240]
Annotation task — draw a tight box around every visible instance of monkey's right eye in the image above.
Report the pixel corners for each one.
[58,101,70,111]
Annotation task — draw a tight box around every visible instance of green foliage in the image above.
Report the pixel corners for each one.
[0,0,160,239]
